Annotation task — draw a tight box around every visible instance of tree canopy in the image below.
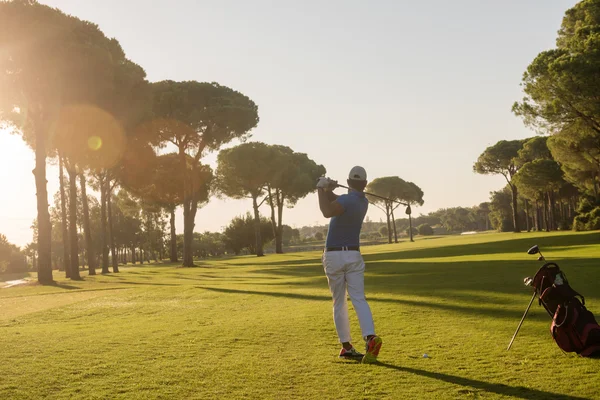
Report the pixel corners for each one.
[0,0,142,283]
[145,80,259,266]
[474,140,524,232]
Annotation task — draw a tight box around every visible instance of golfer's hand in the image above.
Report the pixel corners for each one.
[316,177,330,189]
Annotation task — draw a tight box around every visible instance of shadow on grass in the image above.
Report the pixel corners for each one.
[374,361,592,400]
[362,231,600,263]
[213,232,600,268]
[49,282,80,290]
[116,281,181,287]
[0,271,30,283]
[196,286,549,321]
[237,258,600,303]
[1,286,133,299]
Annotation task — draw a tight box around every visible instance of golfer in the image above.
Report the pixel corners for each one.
[316,166,382,363]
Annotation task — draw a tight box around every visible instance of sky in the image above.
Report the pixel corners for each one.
[0,0,579,246]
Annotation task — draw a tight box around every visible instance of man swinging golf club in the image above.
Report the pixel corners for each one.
[316,166,382,363]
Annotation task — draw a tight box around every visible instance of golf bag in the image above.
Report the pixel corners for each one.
[531,263,600,357]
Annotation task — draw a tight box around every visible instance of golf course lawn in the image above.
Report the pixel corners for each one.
[1,231,599,399]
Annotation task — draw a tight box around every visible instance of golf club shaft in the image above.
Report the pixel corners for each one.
[506,292,537,351]
[335,184,409,206]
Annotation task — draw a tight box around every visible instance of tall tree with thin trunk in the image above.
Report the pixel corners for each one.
[0,1,126,283]
[513,159,566,231]
[107,191,119,272]
[99,175,110,274]
[79,173,96,275]
[58,156,71,276]
[146,81,258,266]
[474,140,525,233]
[123,153,211,264]
[264,146,325,253]
[66,165,81,280]
[398,181,425,242]
[366,177,411,244]
[512,1,600,202]
[216,143,276,257]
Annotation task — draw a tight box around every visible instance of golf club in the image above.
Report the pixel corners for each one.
[507,291,537,351]
[334,183,410,207]
[527,245,545,261]
[507,245,547,351]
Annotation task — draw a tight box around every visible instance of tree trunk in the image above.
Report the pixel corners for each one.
[67,167,81,280]
[408,212,414,242]
[390,206,398,243]
[131,245,136,264]
[179,148,195,267]
[100,176,110,273]
[568,199,574,222]
[548,191,556,231]
[267,187,278,248]
[169,208,178,262]
[267,187,283,253]
[510,184,520,233]
[534,200,540,231]
[107,186,119,272]
[276,190,284,254]
[385,202,392,244]
[182,198,195,266]
[524,199,530,232]
[79,173,96,275]
[252,195,264,257]
[543,196,550,232]
[59,156,70,276]
[33,131,53,284]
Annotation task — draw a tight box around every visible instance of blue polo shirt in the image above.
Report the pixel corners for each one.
[325,191,368,248]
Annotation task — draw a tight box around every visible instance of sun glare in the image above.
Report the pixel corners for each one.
[87,136,103,151]
[52,104,125,171]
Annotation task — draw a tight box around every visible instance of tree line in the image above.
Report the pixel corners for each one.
[0,1,328,282]
[474,0,600,233]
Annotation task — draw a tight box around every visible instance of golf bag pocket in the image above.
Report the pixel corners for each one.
[550,299,600,357]
[540,285,583,317]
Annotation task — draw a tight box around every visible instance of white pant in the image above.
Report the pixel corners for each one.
[322,250,375,343]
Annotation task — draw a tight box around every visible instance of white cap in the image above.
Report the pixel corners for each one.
[348,166,367,181]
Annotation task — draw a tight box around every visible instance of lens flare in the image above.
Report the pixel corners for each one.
[88,136,102,151]
[51,104,125,171]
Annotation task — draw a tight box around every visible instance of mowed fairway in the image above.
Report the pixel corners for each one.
[1,232,600,400]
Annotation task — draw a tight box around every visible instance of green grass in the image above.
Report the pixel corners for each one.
[1,231,600,399]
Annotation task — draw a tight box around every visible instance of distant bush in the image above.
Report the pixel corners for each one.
[406,227,418,236]
[314,232,324,241]
[0,234,28,274]
[558,220,572,231]
[573,206,600,231]
[369,232,382,240]
[6,252,28,273]
[418,224,434,236]
[379,226,388,237]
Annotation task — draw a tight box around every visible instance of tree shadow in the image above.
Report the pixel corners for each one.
[48,282,80,290]
[239,256,600,303]
[362,232,600,263]
[195,286,550,321]
[373,361,593,400]
[116,281,181,287]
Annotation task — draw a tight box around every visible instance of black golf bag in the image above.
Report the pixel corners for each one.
[531,263,600,357]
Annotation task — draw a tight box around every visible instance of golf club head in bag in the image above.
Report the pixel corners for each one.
[527,245,539,255]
